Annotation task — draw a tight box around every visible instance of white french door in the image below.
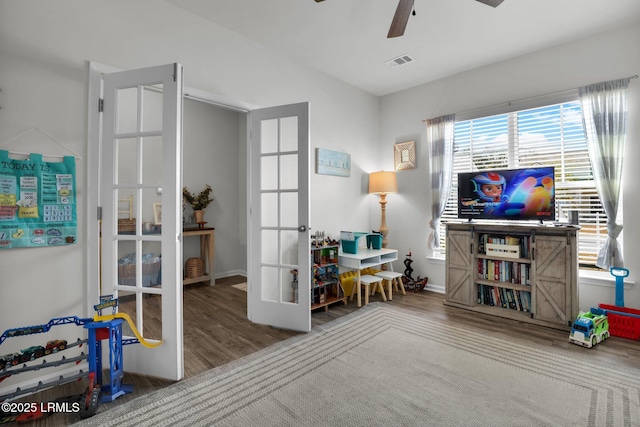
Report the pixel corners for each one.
[248,102,311,332]
[100,63,184,380]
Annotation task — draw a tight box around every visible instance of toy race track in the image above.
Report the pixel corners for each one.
[92,312,163,348]
[0,316,91,347]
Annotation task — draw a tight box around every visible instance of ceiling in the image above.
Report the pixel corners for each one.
[166,0,640,96]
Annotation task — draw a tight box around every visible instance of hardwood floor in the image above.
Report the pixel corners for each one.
[5,275,640,426]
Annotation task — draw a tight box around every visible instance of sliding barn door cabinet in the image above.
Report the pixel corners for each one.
[445,222,579,330]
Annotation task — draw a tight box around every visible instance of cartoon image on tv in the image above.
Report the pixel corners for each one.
[458,167,555,221]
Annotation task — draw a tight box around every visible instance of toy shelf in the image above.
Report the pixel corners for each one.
[311,245,346,311]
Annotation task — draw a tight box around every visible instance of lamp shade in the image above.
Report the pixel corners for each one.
[369,171,398,194]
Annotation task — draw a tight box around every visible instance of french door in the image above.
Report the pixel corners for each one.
[100,63,184,380]
[248,103,311,332]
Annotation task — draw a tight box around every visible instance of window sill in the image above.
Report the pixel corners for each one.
[579,268,635,289]
[426,255,445,264]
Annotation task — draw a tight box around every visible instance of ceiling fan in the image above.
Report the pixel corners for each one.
[314,0,505,38]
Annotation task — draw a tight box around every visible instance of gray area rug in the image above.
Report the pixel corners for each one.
[77,303,640,426]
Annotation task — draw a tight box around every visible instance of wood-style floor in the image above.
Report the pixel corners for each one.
[6,275,640,426]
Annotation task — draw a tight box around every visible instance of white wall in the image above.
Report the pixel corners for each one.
[0,0,379,392]
[182,100,243,278]
[379,23,640,310]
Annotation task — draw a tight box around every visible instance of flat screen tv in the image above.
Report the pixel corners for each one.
[457,167,555,222]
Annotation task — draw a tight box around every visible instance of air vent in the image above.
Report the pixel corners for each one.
[385,54,415,68]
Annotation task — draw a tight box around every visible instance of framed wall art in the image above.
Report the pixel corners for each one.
[316,148,351,177]
[153,203,162,225]
[394,141,416,170]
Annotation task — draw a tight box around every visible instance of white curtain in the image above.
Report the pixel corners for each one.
[427,114,455,250]
[579,78,630,269]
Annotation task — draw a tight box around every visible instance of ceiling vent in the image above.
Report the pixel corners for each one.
[385,54,415,68]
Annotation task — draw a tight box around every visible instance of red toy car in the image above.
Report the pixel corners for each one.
[45,339,67,354]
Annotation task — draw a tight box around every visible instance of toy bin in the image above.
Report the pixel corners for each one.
[598,303,640,340]
[117,253,161,287]
[366,234,382,249]
[340,231,368,254]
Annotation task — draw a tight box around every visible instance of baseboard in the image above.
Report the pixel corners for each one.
[426,283,445,294]
[214,270,247,280]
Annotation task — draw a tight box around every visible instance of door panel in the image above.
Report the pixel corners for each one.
[248,103,311,332]
[445,229,473,305]
[533,235,570,325]
[101,63,183,380]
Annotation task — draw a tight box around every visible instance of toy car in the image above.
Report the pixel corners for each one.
[45,339,67,354]
[569,310,609,348]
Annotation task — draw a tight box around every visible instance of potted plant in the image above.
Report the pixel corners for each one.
[183,184,214,223]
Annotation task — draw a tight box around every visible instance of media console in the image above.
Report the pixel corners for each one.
[444,222,578,330]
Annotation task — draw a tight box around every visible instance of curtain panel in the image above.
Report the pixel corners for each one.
[579,77,630,269]
[426,114,455,250]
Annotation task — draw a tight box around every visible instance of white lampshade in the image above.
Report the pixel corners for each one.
[369,171,398,195]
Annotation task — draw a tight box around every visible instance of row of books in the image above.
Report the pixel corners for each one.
[477,259,531,285]
[478,234,531,258]
[478,284,531,312]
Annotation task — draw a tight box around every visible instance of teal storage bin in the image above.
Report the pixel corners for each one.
[340,231,368,254]
[367,234,382,249]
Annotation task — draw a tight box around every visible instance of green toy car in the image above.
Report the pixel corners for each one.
[569,310,609,348]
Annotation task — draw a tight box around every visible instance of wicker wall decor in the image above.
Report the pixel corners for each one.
[394,141,416,170]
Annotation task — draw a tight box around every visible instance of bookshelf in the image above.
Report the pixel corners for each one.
[445,222,578,330]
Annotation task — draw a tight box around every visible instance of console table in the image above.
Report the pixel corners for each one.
[338,248,398,307]
[183,226,215,286]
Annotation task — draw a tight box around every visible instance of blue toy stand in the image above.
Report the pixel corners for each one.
[611,267,630,307]
[85,318,133,403]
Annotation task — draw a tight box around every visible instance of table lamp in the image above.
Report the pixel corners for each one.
[369,171,398,248]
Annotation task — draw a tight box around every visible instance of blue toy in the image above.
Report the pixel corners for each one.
[611,267,630,307]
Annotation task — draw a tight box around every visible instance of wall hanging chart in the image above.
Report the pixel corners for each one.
[0,149,77,248]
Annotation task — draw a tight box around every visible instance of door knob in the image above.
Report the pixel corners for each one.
[298,225,307,232]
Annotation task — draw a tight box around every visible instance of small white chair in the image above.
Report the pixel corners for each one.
[375,271,405,300]
[351,274,386,306]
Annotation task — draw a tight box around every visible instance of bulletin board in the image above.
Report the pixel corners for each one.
[0,150,77,249]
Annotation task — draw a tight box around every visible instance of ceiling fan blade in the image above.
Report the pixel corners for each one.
[387,0,414,38]
[475,0,505,7]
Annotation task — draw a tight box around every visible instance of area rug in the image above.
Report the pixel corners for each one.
[77,304,640,427]
[231,282,247,292]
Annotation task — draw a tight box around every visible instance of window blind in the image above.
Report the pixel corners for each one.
[440,100,617,267]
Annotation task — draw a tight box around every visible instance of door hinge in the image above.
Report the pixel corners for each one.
[97,206,102,221]
[98,98,104,112]
[173,63,177,82]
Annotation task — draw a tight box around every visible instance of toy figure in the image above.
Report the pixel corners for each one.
[403,252,414,282]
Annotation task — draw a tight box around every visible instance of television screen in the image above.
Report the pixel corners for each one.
[457,167,555,221]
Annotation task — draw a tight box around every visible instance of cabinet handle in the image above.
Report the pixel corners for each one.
[532,247,535,261]
[470,243,473,254]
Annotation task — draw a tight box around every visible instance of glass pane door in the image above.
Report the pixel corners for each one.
[248,103,310,332]
[101,63,183,380]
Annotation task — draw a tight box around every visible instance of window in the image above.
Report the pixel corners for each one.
[440,100,620,268]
